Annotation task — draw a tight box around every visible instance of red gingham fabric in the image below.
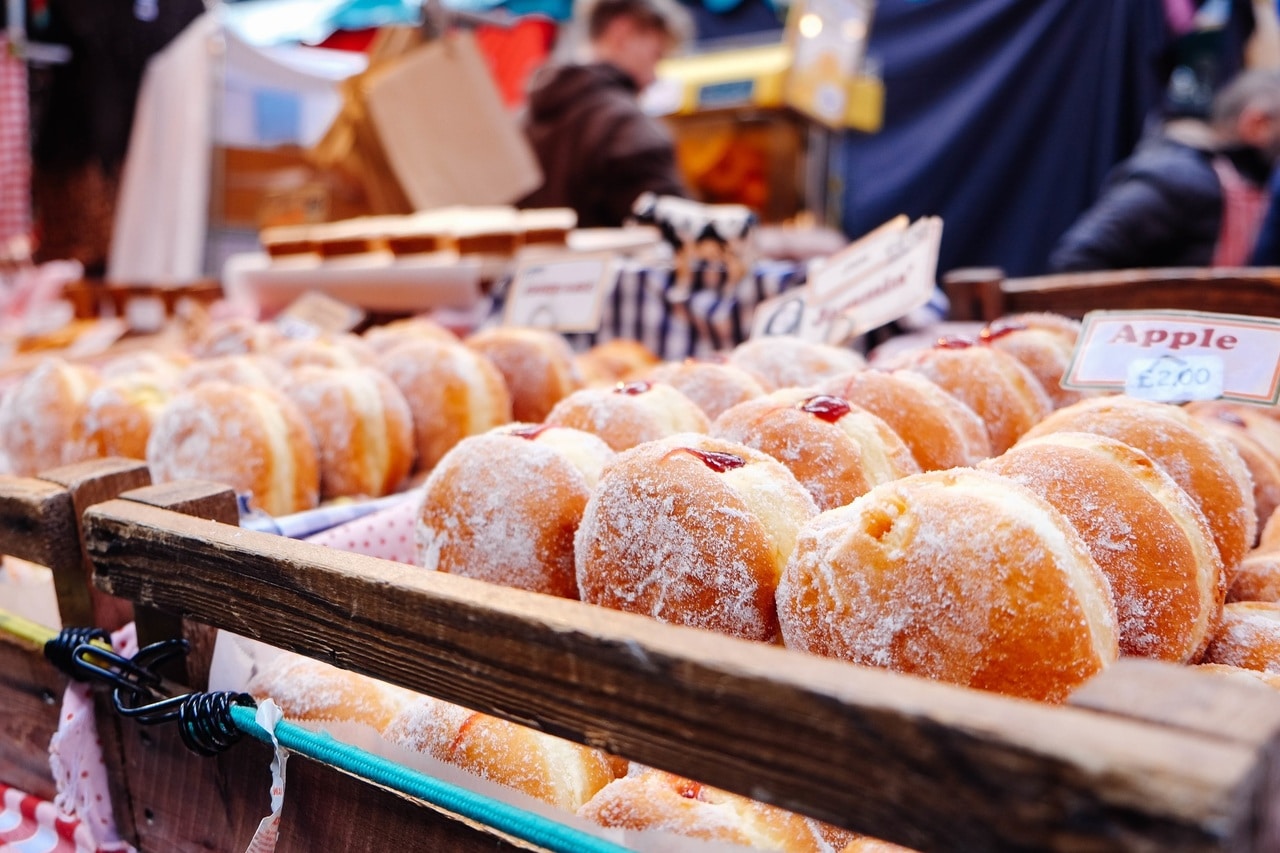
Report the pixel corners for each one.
[0,35,32,245]
[1211,155,1268,267]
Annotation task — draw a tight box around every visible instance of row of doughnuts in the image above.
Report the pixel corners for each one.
[248,651,913,852]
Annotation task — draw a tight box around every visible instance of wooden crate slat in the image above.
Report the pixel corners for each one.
[84,498,1279,851]
[0,633,65,802]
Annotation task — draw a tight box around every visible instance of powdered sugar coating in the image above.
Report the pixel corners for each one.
[984,326,1088,408]
[362,316,458,355]
[1024,396,1257,571]
[545,382,711,452]
[0,358,99,475]
[247,652,416,731]
[416,429,613,597]
[728,338,866,391]
[177,355,286,390]
[1230,552,1280,603]
[1201,602,1280,672]
[777,468,1118,702]
[884,345,1052,454]
[75,371,172,461]
[575,434,818,642]
[643,360,768,420]
[466,327,583,422]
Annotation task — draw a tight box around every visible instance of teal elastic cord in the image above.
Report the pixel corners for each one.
[228,704,632,853]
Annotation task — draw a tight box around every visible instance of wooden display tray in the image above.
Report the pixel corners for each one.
[5,460,1280,850]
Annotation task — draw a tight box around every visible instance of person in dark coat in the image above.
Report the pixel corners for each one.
[1049,69,1280,272]
[518,0,692,227]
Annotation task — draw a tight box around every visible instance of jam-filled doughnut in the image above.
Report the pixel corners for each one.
[362,316,459,356]
[640,359,767,421]
[1024,396,1257,572]
[885,338,1053,454]
[191,317,285,358]
[177,355,287,390]
[1187,401,1280,538]
[76,371,173,462]
[776,468,1118,702]
[982,432,1223,661]
[281,366,415,499]
[378,339,513,473]
[817,369,991,471]
[0,358,100,475]
[544,380,710,452]
[465,327,583,422]
[727,337,866,390]
[978,315,1086,408]
[417,425,614,598]
[147,381,319,516]
[1200,602,1280,673]
[573,338,660,387]
[267,334,377,371]
[576,434,818,642]
[713,390,919,511]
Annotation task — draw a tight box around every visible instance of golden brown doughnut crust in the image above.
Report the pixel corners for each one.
[777,468,1118,702]
[465,327,583,423]
[146,381,319,516]
[361,317,459,355]
[573,338,660,386]
[980,320,1087,409]
[642,359,767,421]
[1200,602,1280,673]
[728,337,866,391]
[544,381,711,452]
[76,372,171,462]
[575,434,818,642]
[1023,396,1257,573]
[885,342,1053,454]
[177,355,286,390]
[247,652,416,732]
[712,390,919,511]
[981,433,1224,662]
[0,358,99,475]
[282,366,414,499]
[379,339,513,473]
[1229,552,1280,603]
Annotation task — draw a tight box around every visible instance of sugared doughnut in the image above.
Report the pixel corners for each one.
[147,381,319,516]
[885,338,1053,454]
[640,359,767,421]
[1186,401,1280,537]
[99,350,190,383]
[776,468,1118,702]
[281,366,414,499]
[1262,506,1280,552]
[465,327,583,423]
[417,426,614,597]
[191,317,284,358]
[578,768,857,852]
[267,334,377,371]
[712,390,919,511]
[575,434,818,642]
[0,358,100,475]
[247,652,416,732]
[1195,662,1280,689]
[978,317,1087,408]
[362,316,459,355]
[75,371,172,462]
[573,338,660,387]
[378,340,513,473]
[727,337,866,390]
[544,381,711,452]
[1024,397,1256,571]
[385,693,625,811]
[843,839,920,853]
[1200,602,1280,673]
[177,355,286,390]
[1228,551,1280,603]
[981,433,1223,661]
[818,369,992,471]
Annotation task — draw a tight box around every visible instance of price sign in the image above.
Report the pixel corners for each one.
[276,291,366,338]
[1064,310,1280,406]
[125,295,167,334]
[503,252,615,332]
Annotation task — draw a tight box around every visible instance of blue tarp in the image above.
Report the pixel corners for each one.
[839,0,1171,277]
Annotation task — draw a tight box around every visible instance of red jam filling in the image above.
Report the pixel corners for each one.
[682,448,746,472]
[509,424,551,440]
[979,320,1028,343]
[935,335,978,350]
[615,380,652,395]
[799,394,852,423]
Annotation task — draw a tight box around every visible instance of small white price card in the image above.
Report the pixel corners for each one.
[125,295,166,334]
[503,251,614,332]
[1125,354,1225,403]
[1064,310,1280,406]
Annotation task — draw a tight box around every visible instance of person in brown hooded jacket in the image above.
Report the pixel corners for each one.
[518,0,692,227]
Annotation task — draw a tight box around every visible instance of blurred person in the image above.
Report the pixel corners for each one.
[1050,69,1280,271]
[518,0,693,227]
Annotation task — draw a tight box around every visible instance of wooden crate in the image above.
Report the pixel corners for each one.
[60,485,1280,852]
[942,267,1280,323]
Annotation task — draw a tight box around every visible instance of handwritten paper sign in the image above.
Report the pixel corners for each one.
[276,291,366,339]
[750,216,942,344]
[1063,310,1280,405]
[503,252,614,332]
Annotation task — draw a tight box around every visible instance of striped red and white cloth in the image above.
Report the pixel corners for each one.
[0,35,32,246]
[1211,155,1268,267]
[1,784,88,853]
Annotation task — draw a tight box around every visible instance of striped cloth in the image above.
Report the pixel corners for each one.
[0,785,85,853]
[0,35,31,247]
[1211,155,1268,267]
[491,260,805,360]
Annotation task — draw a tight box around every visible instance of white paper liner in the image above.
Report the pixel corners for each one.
[209,631,771,853]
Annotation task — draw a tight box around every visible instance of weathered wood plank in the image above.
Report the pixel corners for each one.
[0,475,82,613]
[0,632,65,801]
[85,499,1280,852]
